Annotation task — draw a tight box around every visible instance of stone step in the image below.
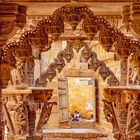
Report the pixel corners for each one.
[42,128,109,140]
[68,121,95,128]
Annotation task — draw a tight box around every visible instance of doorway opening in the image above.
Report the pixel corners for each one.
[67,77,96,123]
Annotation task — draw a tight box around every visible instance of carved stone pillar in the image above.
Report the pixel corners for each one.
[123,3,140,36]
[0,3,27,139]
[103,86,140,140]
[115,37,131,86]
[2,87,55,140]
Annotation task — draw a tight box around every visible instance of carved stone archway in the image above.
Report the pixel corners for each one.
[1,2,140,140]
[1,3,139,87]
[37,40,120,87]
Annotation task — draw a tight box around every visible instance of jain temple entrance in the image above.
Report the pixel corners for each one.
[0,0,140,140]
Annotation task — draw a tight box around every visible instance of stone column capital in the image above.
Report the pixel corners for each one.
[0,3,27,47]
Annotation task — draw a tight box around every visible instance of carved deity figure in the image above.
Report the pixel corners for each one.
[14,95,28,135]
[10,57,23,86]
[127,94,140,140]
[129,67,139,85]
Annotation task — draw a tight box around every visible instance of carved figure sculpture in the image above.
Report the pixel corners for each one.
[129,67,139,85]
[14,95,28,135]
[10,57,23,86]
[127,94,140,140]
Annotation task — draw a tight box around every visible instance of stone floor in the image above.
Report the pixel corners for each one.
[42,128,112,140]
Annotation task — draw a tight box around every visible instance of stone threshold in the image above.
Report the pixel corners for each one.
[42,128,108,138]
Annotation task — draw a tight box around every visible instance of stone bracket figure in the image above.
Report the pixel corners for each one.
[14,94,29,136]
[36,102,57,131]
[103,99,121,140]
[126,94,140,140]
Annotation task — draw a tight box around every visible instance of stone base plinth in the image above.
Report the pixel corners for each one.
[7,135,42,140]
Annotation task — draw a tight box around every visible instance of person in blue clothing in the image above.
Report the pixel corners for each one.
[72,110,80,121]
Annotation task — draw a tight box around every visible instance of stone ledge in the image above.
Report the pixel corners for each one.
[43,129,108,138]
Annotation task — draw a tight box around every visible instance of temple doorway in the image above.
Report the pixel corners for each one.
[57,74,98,128]
[68,77,96,123]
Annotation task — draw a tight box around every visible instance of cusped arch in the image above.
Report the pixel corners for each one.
[36,41,119,87]
[1,2,140,88]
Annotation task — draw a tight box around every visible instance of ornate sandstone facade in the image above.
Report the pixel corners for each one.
[0,1,140,140]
